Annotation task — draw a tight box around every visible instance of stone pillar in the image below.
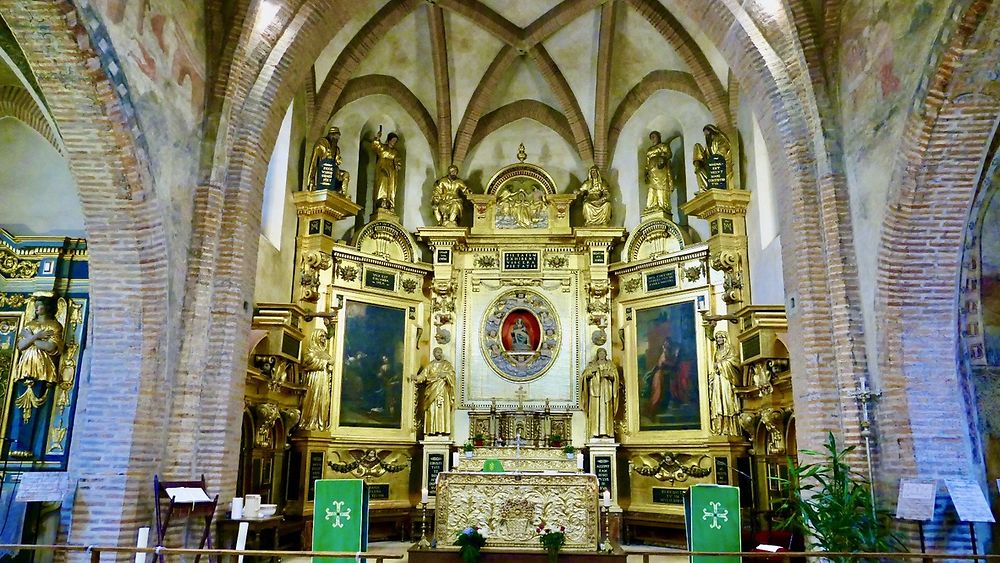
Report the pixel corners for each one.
[420,435,454,509]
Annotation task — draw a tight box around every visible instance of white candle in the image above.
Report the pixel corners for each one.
[421,487,429,504]
[452,452,460,468]
[576,452,584,470]
[603,489,611,507]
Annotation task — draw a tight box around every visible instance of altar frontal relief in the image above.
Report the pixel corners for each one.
[340,301,405,428]
[636,301,700,431]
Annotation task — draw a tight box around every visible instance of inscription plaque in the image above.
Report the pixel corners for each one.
[364,270,396,291]
[368,483,390,501]
[715,456,730,485]
[646,269,677,292]
[502,252,539,271]
[707,154,728,189]
[652,487,686,505]
[427,453,445,493]
[308,451,324,501]
[594,455,613,492]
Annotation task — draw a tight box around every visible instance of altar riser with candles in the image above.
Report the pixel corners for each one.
[238,128,795,551]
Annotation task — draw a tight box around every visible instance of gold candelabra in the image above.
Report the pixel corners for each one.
[418,501,431,549]
[600,504,612,553]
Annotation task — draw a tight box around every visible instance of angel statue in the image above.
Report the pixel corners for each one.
[12,296,64,423]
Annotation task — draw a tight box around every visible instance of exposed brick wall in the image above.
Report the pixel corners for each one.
[0,0,170,554]
[875,0,1000,549]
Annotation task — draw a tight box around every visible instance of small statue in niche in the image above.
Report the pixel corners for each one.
[580,348,619,438]
[709,330,741,437]
[12,296,63,422]
[643,131,676,213]
[414,347,456,435]
[371,126,403,211]
[306,126,350,192]
[693,124,734,191]
[431,165,469,226]
[575,166,612,226]
[300,329,335,431]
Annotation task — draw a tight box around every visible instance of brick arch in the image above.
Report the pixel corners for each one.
[331,74,439,170]
[606,69,704,166]
[663,0,866,463]
[469,99,576,155]
[875,0,1000,510]
[0,0,168,549]
[0,85,60,151]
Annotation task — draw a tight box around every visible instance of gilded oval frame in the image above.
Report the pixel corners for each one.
[480,289,561,382]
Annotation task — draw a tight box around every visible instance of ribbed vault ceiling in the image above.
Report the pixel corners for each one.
[311,0,732,172]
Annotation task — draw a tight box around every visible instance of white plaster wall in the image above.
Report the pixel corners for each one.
[313,0,384,88]
[328,95,438,235]
[608,89,713,239]
[445,10,505,140]
[255,104,297,303]
[485,58,562,116]
[479,0,559,27]
[357,8,437,119]
[738,103,785,305]
[545,11,601,134]
[609,4,692,113]
[0,118,84,237]
[465,119,585,193]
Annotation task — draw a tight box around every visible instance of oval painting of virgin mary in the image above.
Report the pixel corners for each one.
[482,290,560,382]
[501,309,541,353]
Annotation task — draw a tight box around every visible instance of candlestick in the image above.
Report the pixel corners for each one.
[600,504,613,552]
[418,501,431,549]
[421,487,429,504]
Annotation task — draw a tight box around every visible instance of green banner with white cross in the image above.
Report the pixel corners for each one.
[685,484,741,563]
[312,479,369,563]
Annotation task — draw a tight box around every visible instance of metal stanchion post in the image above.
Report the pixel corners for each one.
[417,502,430,549]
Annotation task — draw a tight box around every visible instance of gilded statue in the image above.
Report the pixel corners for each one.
[306,126,350,192]
[414,347,456,435]
[12,297,64,421]
[575,166,612,226]
[431,165,468,226]
[580,348,619,437]
[300,329,334,431]
[15,298,64,385]
[709,331,741,436]
[644,131,676,213]
[371,126,402,210]
[693,124,734,191]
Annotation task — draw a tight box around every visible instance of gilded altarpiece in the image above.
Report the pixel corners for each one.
[0,231,88,470]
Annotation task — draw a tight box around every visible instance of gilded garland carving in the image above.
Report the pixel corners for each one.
[711,251,743,305]
[622,278,641,293]
[401,278,418,294]
[545,255,568,269]
[338,264,358,281]
[328,449,411,477]
[475,255,498,269]
[0,292,29,308]
[630,452,712,483]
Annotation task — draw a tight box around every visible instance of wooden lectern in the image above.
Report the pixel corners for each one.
[153,475,219,563]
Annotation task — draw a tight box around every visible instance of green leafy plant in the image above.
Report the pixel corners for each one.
[778,433,904,561]
[562,444,576,454]
[462,441,475,452]
[549,434,562,447]
[536,522,566,563]
[454,526,488,563]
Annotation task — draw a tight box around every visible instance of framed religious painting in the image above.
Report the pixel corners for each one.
[331,296,416,440]
[619,291,710,440]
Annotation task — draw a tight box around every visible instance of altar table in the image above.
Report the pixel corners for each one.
[434,471,600,550]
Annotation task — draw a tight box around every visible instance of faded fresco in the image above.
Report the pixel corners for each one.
[981,192,1000,365]
[636,301,700,431]
[339,301,406,428]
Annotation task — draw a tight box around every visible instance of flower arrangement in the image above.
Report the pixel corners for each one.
[473,433,485,446]
[454,526,488,563]
[548,434,563,447]
[536,523,566,563]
